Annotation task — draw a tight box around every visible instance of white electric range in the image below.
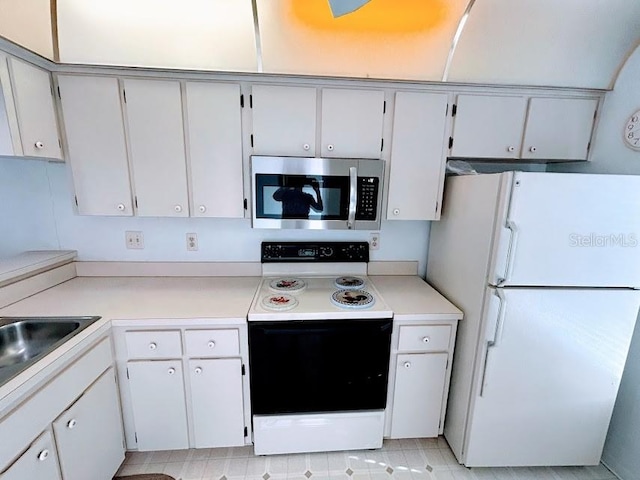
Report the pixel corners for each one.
[247,242,394,455]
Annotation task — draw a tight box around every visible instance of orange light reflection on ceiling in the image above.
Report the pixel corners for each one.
[288,0,450,34]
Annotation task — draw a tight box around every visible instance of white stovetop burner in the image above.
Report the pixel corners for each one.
[249,267,391,320]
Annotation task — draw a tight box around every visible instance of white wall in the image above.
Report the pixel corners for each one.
[0,158,431,274]
[549,44,640,480]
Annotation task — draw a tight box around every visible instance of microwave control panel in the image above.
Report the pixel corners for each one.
[356,177,379,221]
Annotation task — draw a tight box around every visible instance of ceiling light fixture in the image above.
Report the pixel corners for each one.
[328,0,372,18]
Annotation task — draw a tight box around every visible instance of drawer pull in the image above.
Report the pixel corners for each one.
[207,341,216,348]
[168,367,175,375]
[37,449,49,461]
[403,362,411,369]
[149,342,157,350]
[422,336,430,343]
[195,367,202,374]
[67,419,77,429]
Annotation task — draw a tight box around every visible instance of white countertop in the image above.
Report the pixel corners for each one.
[0,276,261,320]
[370,275,463,321]
[0,250,76,287]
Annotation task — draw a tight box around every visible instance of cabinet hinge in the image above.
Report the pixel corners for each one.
[243,198,248,210]
[435,202,439,213]
[126,367,130,379]
[593,109,598,120]
[445,103,449,116]
[74,195,78,207]
[240,94,244,108]
[134,196,138,209]
[587,142,591,152]
[241,364,246,375]
[249,94,253,108]
[135,432,138,443]
[448,137,454,149]
[452,104,457,117]
[57,86,61,100]
[250,134,254,148]
[58,138,62,149]
[244,426,248,437]
[123,89,127,103]
[383,101,386,114]
[380,138,384,152]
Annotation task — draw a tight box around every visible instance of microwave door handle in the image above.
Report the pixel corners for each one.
[347,167,357,229]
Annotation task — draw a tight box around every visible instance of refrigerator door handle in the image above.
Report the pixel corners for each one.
[480,290,506,397]
[497,220,519,286]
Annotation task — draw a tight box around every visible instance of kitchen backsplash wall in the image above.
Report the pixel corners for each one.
[0,159,431,275]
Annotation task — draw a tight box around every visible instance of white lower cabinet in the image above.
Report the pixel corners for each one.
[387,322,457,439]
[0,431,61,480]
[53,369,125,480]
[390,353,448,438]
[114,324,250,451]
[127,360,189,451]
[189,358,245,447]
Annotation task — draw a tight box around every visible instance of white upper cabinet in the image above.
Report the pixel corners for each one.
[521,97,598,161]
[320,88,385,158]
[58,75,133,216]
[185,82,245,218]
[0,56,18,157]
[7,57,62,159]
[387,92,449,221]
[123,78,189,217]
[251,85,317,157]
[450,94,599,161]
[450,95,527,159]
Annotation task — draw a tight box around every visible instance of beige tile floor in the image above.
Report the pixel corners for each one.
[115,438,618,480]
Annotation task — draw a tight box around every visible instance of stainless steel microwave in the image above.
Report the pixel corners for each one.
[251,156,385,230]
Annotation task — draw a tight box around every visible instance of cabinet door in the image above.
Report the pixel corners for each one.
[0,55,19,156]
[387,92,448,221]
[7,57,62,159]
[188,358,245,447]
[52,369,124,480]
[0,430,60,480]
[123,79,189,217]
[390,353,448,439]
[252,85,317,157]
[320,88,384,158]
[186,82,244,218]
[58,75,133,216]
[451,95,527,159]
[127,360,189,451]
[521,97,598,160]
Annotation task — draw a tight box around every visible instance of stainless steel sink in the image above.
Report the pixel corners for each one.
[0,316,101,385]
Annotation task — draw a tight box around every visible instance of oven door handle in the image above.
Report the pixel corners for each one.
[347,167,357,229]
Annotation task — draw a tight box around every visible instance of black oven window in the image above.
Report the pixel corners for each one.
[255,174,349,220]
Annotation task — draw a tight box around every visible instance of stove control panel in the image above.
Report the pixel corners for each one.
[261,242,369,263]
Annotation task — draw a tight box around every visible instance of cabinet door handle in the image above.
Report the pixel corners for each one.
[67,419,77,429]
[393,208,400,216]
[529,146,537,153]
[198,205,206,213]
[507,146,515,153]
[174,205,183,213]
[422,336,430,344]
[403,362,411,369]
[303,143,310,151]
[37,449,49,461]
[327,144,334,151]
[208,341,216,348]
[35,141,45,150]
[194,367,202,374]
[117,203,126,211]
[149,342,157,350]
[168,367,176,375]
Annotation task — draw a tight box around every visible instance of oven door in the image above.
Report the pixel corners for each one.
[248,319,393,415]
[251,156,383,230]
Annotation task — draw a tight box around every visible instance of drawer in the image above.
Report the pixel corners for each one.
[185,329,240,357]
[397,325,451,352]
[125,330,182,359]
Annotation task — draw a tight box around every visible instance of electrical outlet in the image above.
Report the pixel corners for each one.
[186,233,198,251]
[125,231,144,249]
[370,232,380,250]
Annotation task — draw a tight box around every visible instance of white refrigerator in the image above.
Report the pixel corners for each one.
[427,171,640,467]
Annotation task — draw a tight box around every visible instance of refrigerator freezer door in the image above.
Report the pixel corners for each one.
[463,287,640,467]
[490,172,640,288]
